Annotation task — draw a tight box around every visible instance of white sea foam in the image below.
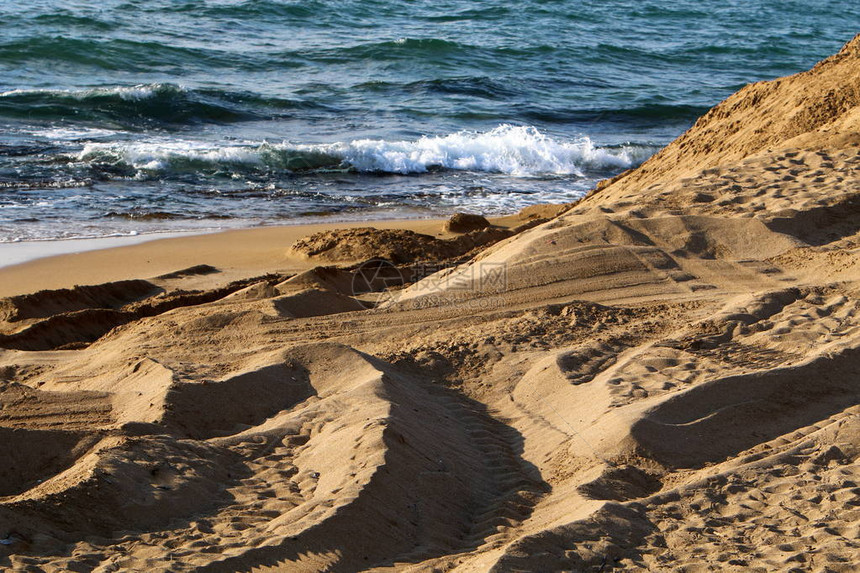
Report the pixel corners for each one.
[315,125,646,175]
[77,125,657,176]
[79,140,266,172]
[35,127,119,140]
[0,83,181,101]
[105,83,186,101]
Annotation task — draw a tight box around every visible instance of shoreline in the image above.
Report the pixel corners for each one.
[0,213,529,298]
[0,208,460,271]
[0,231,207,270]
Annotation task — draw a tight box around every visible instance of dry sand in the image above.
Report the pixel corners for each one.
[0,36,859,572]
[0,215,533,298]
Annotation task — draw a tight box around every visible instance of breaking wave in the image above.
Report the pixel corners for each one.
[78,125,657,177]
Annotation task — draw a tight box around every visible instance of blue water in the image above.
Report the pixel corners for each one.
[0,0,855,242]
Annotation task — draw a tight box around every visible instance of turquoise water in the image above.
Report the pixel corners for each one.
[0,1,855,242]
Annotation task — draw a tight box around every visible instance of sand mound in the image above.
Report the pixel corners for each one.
[631,345,860,468]
[0,428,97,498]
[289,226,519,264]
[0,274,286,351]
[0,384,113,431]
[270,288,365,318]
[161,360,314,439]
[155,264,219,280]
[391,213,797,309]
[290,227,455,263]
[0,279,159,322]
[275,266,355,295]
[444,212,491,233]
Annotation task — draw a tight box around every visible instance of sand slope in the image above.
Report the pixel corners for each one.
[1,36,859,572]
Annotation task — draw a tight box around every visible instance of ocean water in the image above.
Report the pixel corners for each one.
[0,1,855,243]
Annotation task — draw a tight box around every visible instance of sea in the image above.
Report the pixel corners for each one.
[0,0,855,244]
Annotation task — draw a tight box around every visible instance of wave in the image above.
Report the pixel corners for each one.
[420,6,511,22]
[165,0,334,20]
[0,82,708,132]
[0,34,504,73]
[0,83,314,128]
[356,76,520,99]
[31,13,116,32]
[77,125,658,177]
[309,37,481,66]
[1,84,174,102]
[0,36,243,70]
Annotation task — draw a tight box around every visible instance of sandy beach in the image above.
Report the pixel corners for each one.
[0,217,519,297]
[0,35,859,572]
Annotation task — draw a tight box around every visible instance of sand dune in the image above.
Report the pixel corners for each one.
[1,36,859,572]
